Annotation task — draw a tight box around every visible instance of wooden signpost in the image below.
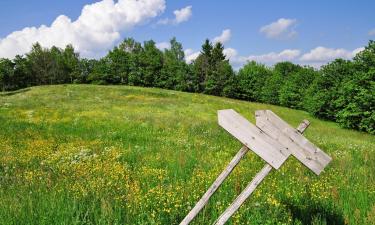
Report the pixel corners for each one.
[180,109,332,225]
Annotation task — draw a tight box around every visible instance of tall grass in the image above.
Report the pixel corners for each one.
[0,85,374,224]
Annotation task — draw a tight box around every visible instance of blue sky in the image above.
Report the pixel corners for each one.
[0,0,374,67]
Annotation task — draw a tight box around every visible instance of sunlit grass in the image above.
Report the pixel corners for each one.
[0,85,374,224]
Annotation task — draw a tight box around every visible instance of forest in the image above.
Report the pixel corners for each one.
[0,38,374,134]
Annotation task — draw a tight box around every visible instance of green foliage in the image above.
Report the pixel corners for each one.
[261,62,302,105]
[204,42,235,96]
[331,41,375,134]
[304,59,355,120]
[190,40,235,96]
[0,38,374,134]
[335,70,375,134]
[158,37,189,91]
[0,58,14,91]
[279,66,317,109]
[236,61,272,101]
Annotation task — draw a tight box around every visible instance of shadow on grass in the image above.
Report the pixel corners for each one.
[0,88,31,96]
[282,197,345,225]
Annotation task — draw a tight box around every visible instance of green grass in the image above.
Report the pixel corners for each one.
[0,85,374,225]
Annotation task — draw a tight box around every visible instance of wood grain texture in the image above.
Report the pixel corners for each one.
[179,146,250,225]
[297,119,310,133]
[213,117,311,225]
[218,109,290,169]
[255,110,332,175]
[214,164,273,225]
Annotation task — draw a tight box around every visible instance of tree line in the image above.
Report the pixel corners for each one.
[0,38,374,134]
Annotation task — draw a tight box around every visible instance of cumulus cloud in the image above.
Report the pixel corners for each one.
[245,49,301,62]
[260,18,298,39]
[184,48,200,63]
[226,49,301,66]
[300,46,364,62]
[0,0,166,58]
[157,5,192,25]
[156,41,170,50]
[223,48,238,59]
[213,29,232,44]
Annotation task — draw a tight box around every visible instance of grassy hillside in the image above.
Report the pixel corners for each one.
[0,85,374,225]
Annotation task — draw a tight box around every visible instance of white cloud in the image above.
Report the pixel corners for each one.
[157,5,192,25]
[300,46,363,62]
[156,41,170,50]
[184,48,200,63]
[223,48,238,59]
[185,44,364,69]
[0,0,166,58]
[260,18,297,39]
[228,49,301,65]
[213,29,232,44]
[369,28,375,36]
[352,47,365,55]
[246,49,301,62]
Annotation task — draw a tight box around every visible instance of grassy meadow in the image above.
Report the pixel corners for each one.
[0,85,374,224]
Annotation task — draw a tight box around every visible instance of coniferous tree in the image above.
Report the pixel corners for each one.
[205,42,233,96]
[192,39,212,92]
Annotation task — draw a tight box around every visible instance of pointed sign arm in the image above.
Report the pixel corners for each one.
[214,114,311,225]
[180,110,310,225]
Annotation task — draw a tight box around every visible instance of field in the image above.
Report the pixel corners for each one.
[0,85,374,224]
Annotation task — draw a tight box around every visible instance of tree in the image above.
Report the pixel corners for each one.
[353,40,375,71]
[158,37,189,90]
[122,38,144,86]
[236,61,272,101]
[261,62,302,105]
[335,70,375,133]
[13,55,31,89]
[192,39,213,92]
[279,66,317,109]
[204,42,234,96]
[87,58,111,84]
[0,58,14,91]
[333,40,375,133]
[137,40,163,87]
[191,40,235,95]
[26,43,55,85]
[62,44,80,83]
[304,59,354,120]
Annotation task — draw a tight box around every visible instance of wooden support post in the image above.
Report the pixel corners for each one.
[214,164,272,225]
[180,116,311,225]
[296,119,310,133]
[213,119,311,225]
[180,146,249,225]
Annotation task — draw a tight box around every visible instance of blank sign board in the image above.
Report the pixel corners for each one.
[218,109,331,174]
[255,110,332,175]
[181,109,332,225]
[218,109,290,169]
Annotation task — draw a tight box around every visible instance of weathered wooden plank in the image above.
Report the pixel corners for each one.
[214,164,273,225]
[297,119,310,133]
[180,118,311,225]
[179,146,250,225]
[255,110,331,175]
[218,109,290,169]
[213,118,311,225]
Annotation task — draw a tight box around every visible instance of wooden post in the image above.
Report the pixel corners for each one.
[214,164,272,225]
[180,115,310,225]
[180,109,331,225]
[179,146,249,225]
[213,117,311,225]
